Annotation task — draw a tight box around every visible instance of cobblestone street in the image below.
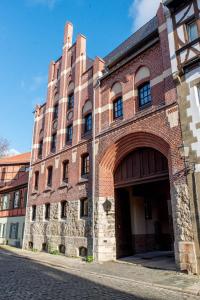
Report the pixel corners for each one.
[0,248,200,300]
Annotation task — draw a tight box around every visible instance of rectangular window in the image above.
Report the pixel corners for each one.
[47,166,53,187]
[66,124,73,143]
[38,140,43,159]
[62,161,69,183]
[2,194,9,210]
[0,224,6,238]
[84,113,92,133]
[61,201,67,219]
[113,98,123,119]
[34,171,39,190]
[197,85,200,106]
[187,21,198,42]
[68,93,74,110]
[51,133,57,153]
[13,191,20,209]
[80,198,88,218]
[81,154,90,176]
[24,189,28,208]
[32,205,36,221]
[45,203,50,220]
[9,223,18,239]
[138,82,151,107]
[53,104,59,120]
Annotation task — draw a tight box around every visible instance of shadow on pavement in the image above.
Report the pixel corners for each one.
[0,247,152,300]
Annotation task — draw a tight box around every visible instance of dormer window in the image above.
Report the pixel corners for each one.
[187,21,198,43]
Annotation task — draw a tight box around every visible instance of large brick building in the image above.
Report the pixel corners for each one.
[23,2,199,274]
[0,152,30,247]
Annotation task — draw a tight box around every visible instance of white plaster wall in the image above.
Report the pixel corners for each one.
[0,216,25,247]
[185,67,200,158]
[175,4,194,23]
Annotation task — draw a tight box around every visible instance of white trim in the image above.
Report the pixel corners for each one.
[150,67,172,87]
[44,137,52,143]
[73,119,84,126]
[158,23,167,33]
[45,107,54,114]
[57,129,66,135]
[59,97,68,104]
[33,144,39,149]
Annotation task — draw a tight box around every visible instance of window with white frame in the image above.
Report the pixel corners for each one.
[13,191,20,209]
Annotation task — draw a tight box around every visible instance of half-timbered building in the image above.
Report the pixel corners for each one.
[164,0,200,274]
[0,153,30,247]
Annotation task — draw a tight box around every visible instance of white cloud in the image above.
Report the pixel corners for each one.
[30,75,47,91]
[27,0,60,9]
[6,149,20,157]
[129,0,161,32]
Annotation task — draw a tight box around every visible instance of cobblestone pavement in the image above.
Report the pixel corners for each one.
[0,248,199,300]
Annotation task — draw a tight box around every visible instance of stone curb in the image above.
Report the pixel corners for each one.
[2,248,200,297]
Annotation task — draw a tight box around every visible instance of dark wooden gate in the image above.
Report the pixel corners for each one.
[115,188,133,258]
[114,148,170,258]
[114,147,168,188]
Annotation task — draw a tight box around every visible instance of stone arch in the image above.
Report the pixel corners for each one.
[135,66,150,86]
[68,81,74,95]
[99,132,170,174]
[110,82,122,100]
[82,100,92,115]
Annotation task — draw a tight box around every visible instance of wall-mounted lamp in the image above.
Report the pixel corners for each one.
[103,199,112,216]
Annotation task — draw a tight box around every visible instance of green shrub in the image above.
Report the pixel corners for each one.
[86,256,93,263]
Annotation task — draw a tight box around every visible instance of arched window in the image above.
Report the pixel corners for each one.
[111,82,123,120]
[113,97,123,119]
[79,247,87,257]
[59,244,66,254]
[34,171,39,190]
[84,113,92,133]
[135,66,151,109]
[47,166,53,187]
[138,82,151,107]
[62,161,69,183]
[81,154,90,177]
[82,100,92,135]
[61,200,67,219]
[67,82,75,110]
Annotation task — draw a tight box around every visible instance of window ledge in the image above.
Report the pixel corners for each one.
[31,190,39,196]
[43,187,53,193]
[58,182,69,190]
[77,178,88,185]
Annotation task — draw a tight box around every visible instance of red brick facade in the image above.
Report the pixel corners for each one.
[24,4,197,273]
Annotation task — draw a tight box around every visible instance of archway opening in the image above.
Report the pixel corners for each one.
[114,147,174,261]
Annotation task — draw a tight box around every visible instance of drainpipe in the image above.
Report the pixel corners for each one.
[92,78,101,260]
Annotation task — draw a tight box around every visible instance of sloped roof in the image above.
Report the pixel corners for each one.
[0,152,31,165]
[104,16,158,67]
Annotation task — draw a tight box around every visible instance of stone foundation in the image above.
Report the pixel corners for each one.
[23,201,90,257]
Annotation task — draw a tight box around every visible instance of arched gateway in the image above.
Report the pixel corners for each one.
[114,147,173,258]
[96,132,196,273]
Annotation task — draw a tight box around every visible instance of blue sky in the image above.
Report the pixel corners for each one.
[0,0,160,154]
